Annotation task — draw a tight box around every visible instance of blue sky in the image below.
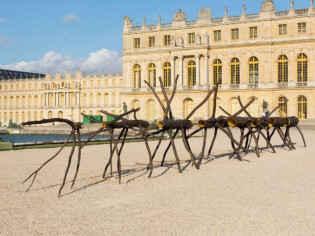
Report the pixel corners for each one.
[0,0,312,74]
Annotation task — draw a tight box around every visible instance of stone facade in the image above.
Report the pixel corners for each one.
[121,0,315,121]
[1,0,314,125]
[0,71,122,125]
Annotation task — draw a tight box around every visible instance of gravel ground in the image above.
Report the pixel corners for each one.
[0,128,314,235]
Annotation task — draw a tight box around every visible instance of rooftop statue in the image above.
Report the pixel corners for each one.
[260,0,275,12]
[173,9,187,22]
[123,15,132,26]
[198,7,211,20]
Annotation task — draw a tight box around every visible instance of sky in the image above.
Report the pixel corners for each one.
[0,0,312,74]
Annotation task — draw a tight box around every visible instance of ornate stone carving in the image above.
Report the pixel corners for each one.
[176,36,183,47]
[260,0,275,13]
[198,7,211,20]
[173,9,187,22]
[203,32,209,44]
[123,15,132,26]
[195,34,201,45]
[170,36,176,47]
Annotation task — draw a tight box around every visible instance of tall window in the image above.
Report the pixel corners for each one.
[132,100,140,118]
[297,53,307,84]
[188,32,195,44]
[134,38,140,49]
[277,96,287,117]
[279,24,287,35]
[278,55,288,83]
[112,93,116,106]
[249,56,259,86]
[184,98,194,119]
[298,22,306,34]
[249,27,257,39]
[214,30,221,42]
[164,35,171,46]
[104,93,108,106]
[132,64,141,89]
[58,111,63,119]
[146,100,155,121]
[89,93,94,106]
[213,59,222,85]
[82,93,87,107]
[248,98,259,117]
[230,98,241,115]
[97,93,101,106]
[163,62,171,88]
[149,36,155,47]
[297,96,307,120]
[148,63,156,87]
[187,60,196,88]
[231,28,239,40]
[230,58,240,86]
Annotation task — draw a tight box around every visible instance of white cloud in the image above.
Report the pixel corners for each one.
[0,18,6,23]
[0,36,10,45]
[0,48,122,74]
[63,13,80,23]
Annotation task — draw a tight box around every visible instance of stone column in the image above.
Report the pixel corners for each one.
[171,56,175,87]
[179,56,184,88]
[195,54,200,87]
[156,59,161,89]
[204,55,209,88]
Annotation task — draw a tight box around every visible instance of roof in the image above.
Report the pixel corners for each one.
[0,69,45,80]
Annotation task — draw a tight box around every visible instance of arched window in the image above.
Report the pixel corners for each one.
[230,58,240,86]
[277,96,288,117]
[297,96,307,120]
[16,96,20,108]
[82,93,87,107]
[15,112,19,123]
[297,53,307,84]
[33,111,38,121]
[34,95,38,108]
[4,112,7,123]
[184,98,194,118]
[10,96,14,108]
[187,60,196,88]
[89,93,94,106]
[59,94,65,106]
[132,100,140,118]
[112,93,116,106]
[278,55,288,83]
[104,93,108,106]
[9,112,13,121]
[148,63,156,87]
[248,98,259,117]
[89,110,93,115]
[27,111,31,121]
[40,95,44,107]
[97,93,101,106]
[163,62,171,88]
[22,96,26,108]
[132,64,141,89]
[48,111,53,119]
[22,112,25,122]
[4,96,7,108]
[40,111,43,120]
[70,93,75,106]
[28,95,32,108]
[49,94,54,106]
[213,59,222,85]
[249,56,259,86]
[58,111,63,119]
[230,98,241,115]
[146,100,155,121]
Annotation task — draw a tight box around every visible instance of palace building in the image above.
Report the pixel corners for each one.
[0,0,314,125]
